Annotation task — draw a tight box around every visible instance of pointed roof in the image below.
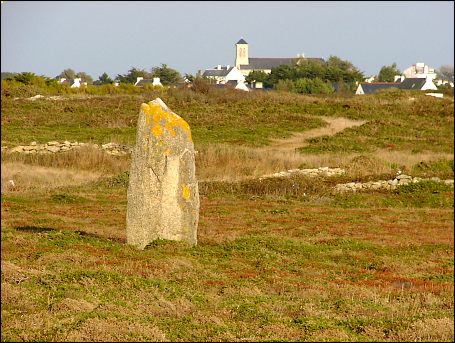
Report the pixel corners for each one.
[236,38,248,44]
[399,78,427,90]
[202,66,234,77]
[358,82,400,94]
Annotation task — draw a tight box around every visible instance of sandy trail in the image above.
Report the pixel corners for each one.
[265,116,367,152]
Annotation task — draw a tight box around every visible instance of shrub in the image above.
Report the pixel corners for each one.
[394,180,453,194]
[294,77,334,94]
[275,79,295,92]
[191,77,210,95]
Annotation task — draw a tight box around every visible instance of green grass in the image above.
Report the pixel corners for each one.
[299,115,454,154]
[2,88,453,154]
[1,87,454,341]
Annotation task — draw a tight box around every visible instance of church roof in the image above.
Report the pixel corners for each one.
[239,57,325,70]
[240,57,297,70]
[236,38,248,44]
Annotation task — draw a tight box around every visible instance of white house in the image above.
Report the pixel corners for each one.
[71,78,82,88]
[394,75,405,82]
[58,77,87,88]
[435,79,454,87]
[202,65,246,85]
[234,80,250,92]
[399,76,438,91]
[402,62,437,80]
[355,82,401,95]
[356,75,438,95]
[134,77,163,87]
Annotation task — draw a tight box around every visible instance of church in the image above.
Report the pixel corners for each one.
[234,38,324,76]
[201,38,324,90]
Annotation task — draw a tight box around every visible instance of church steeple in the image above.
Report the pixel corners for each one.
[235,38,249,69]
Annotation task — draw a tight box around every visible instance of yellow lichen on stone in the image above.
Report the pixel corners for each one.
[182,184,190,201]
[141,101,192,141]
[165,122,176,137]
[152,124,163,138]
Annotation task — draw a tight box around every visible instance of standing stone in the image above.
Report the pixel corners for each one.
[126,98,199,249]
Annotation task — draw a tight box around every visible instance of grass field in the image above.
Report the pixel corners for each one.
[1,87,454,341]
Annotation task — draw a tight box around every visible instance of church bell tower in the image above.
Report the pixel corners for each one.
[235,38,249,69]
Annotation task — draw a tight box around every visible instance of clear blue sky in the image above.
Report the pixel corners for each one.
[1,1,454,79]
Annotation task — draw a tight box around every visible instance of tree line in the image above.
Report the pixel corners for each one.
[1,64,184,87]
[2,60,453,94]
[245,56,365,94]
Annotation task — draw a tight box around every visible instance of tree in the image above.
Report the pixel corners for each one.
[437,65,454,81]
[326,56,364,88]
[263,56,363,92]
[58,68,76,80]
[94,72,113,85]
[76,71,93,84]
[1,72,17,80]
[184,73,194,82]
[10,72,50,87]
[377,63,401,82]
[245,70,271,88]
[294,77,334,94]
[13,72,37,84]
[151,64,182,86]
[295,59,325,80]
[268,65,296,86]
[116,67,151,84]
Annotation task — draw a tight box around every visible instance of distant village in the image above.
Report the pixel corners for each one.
[355,62,454,98]
[199,38,454,98]
[3,38,453,98]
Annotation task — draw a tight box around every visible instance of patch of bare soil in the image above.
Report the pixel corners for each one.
[265,116,367,152]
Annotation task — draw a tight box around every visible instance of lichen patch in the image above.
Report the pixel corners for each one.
[182,184,191,201]
[141,102,192,141]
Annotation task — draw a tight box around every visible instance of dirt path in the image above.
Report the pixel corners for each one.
[265,116,367,152]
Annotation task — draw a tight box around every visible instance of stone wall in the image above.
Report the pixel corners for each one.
[334,174,454,193]
[2,141,132,156]
[259,167,345,180]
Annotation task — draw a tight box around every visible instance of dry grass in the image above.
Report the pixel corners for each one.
[196,143,453,182]
[1,162,104,193]
[392,317,454,342]
[1,145,130,173]
[2,143,452,186]
[196,144,307,181]
[1,145,132,193]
